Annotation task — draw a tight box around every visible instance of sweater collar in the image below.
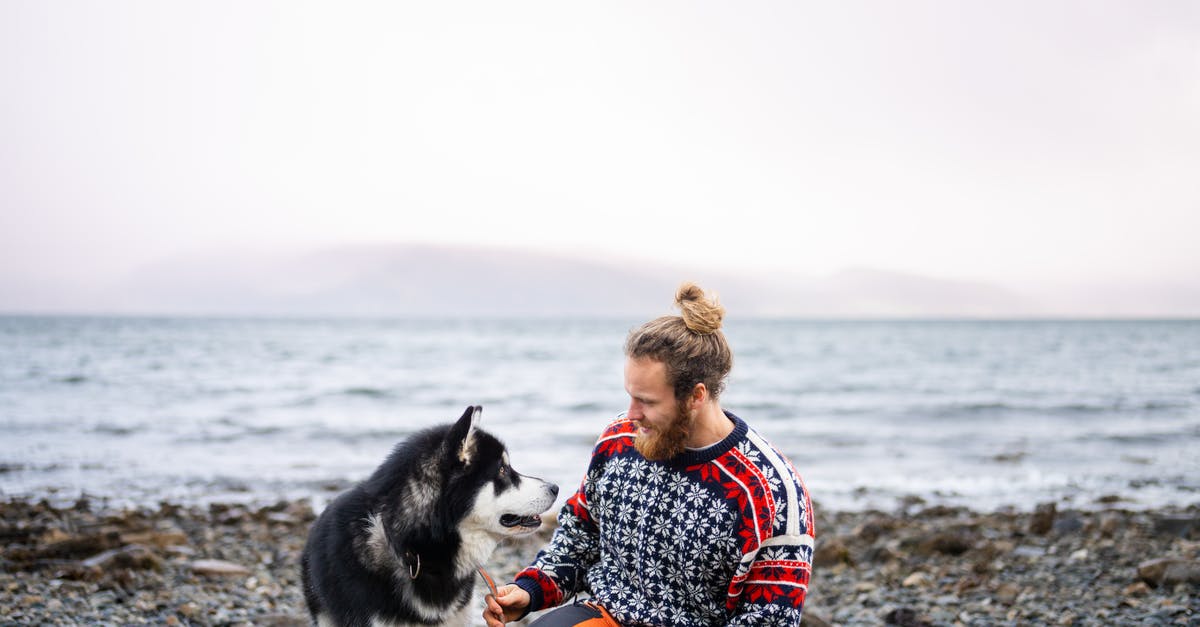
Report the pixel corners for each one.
[668,410,747,467]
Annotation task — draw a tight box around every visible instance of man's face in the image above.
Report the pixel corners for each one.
[624,357,691,461]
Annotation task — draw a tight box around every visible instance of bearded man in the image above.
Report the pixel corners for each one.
[484,283,815,627]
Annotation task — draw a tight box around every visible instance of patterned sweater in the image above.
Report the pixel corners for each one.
[514,412,814,626]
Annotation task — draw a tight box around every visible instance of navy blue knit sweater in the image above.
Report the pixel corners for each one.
[514,412,814,626]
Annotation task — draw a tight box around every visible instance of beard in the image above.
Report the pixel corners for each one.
[634,403,692,462]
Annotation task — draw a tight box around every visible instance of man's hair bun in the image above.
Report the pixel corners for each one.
[626,281,733,401]
[675,282,725,335]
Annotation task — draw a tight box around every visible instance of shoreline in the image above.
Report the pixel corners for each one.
[1,497,1196,626]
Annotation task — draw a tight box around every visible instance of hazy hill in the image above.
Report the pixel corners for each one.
[0,243,1193,317]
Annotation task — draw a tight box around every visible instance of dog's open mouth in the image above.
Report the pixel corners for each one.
[500,514,543,529]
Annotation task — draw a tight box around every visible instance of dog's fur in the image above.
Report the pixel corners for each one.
[301,406,558,627]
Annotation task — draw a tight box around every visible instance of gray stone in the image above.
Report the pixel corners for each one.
[1098,512,1122,538]
[81,544,163,571]
[250,614,308,627]
[882,607,933,627]
[800,611,834,627]
[189,559,251,577]
[813,536,853,567]
[1052,513,1084,535]
[995,582,1021,604]
[1013,545,1047,559]
[917,530,976,556]
[1136,558,1200,587]
[1029,502,1056,535]
[1153,515,1196,538]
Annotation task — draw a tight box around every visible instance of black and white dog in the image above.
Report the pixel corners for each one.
[301,406,559,627]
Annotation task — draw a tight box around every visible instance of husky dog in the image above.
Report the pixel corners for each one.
[301,406,559,627]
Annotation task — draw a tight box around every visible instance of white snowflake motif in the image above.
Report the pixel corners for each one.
[762,463,782,489]
[622,593,651,620]
[772,507,788,531]
[666,494,690,523]
[612,517,640,556]
[758,545,795,562]
[648,529,678,564]
[644,461,669,485]
[679,575,713,613]
[604,576,636,607]
[640,550,668,587]
[614,495,638,526]
[681,481,709,509]
[684,510,721,557]
[627,471,654,502]
[645,599,670,625]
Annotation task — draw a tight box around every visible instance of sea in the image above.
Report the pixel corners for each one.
[1,316,1197,513]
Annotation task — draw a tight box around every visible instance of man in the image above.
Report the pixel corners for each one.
[484,283,814,626]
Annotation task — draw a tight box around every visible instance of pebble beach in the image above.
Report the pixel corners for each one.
[2,496,1197,626]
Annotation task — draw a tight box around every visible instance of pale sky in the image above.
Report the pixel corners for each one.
[2,1,1198,293]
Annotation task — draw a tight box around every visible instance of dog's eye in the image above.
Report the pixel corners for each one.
[498,466,508,477]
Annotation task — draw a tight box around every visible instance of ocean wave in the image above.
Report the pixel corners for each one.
[339,387,395,399]
[302,427,414,445]
[921,399,1189,418]
[989,451,1028,463]
[173,432,242,445]
[283,396,319,408]
[564,401,607,413]
[244,425,285,437]
[91,423,139,436]
[1074,427,1200,445]
[173,425,286,444]
[1129,475,1198,491]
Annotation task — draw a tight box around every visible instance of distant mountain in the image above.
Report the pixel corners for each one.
[100,244,688,316]
[815,267,1034,317]
[0,243,1195,317]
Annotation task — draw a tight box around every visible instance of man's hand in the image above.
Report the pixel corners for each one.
[483,584,531,627]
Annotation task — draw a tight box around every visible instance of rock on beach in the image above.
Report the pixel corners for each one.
[190,558,253,577]
[1138,557,1200,588]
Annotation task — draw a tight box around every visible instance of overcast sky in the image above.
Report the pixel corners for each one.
[2,2,1198,297]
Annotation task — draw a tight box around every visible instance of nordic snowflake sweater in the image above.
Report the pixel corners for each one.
[514,411,814,626]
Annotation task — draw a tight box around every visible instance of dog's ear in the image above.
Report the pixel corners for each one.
[447,405,481,465]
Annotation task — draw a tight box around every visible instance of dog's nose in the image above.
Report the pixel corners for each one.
[547,483,559,498]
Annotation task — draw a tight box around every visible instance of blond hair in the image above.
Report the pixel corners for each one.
[624,282,733,401]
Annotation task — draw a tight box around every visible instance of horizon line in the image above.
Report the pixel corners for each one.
[2,311,1197,323]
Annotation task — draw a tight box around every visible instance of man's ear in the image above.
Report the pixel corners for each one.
[447,405,481,465]
[689,383,708,409]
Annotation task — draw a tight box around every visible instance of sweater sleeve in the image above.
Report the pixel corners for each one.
[724,532,813,626]
[513,420,632,612]
[721,433,816,626]
[512,473,600,611]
